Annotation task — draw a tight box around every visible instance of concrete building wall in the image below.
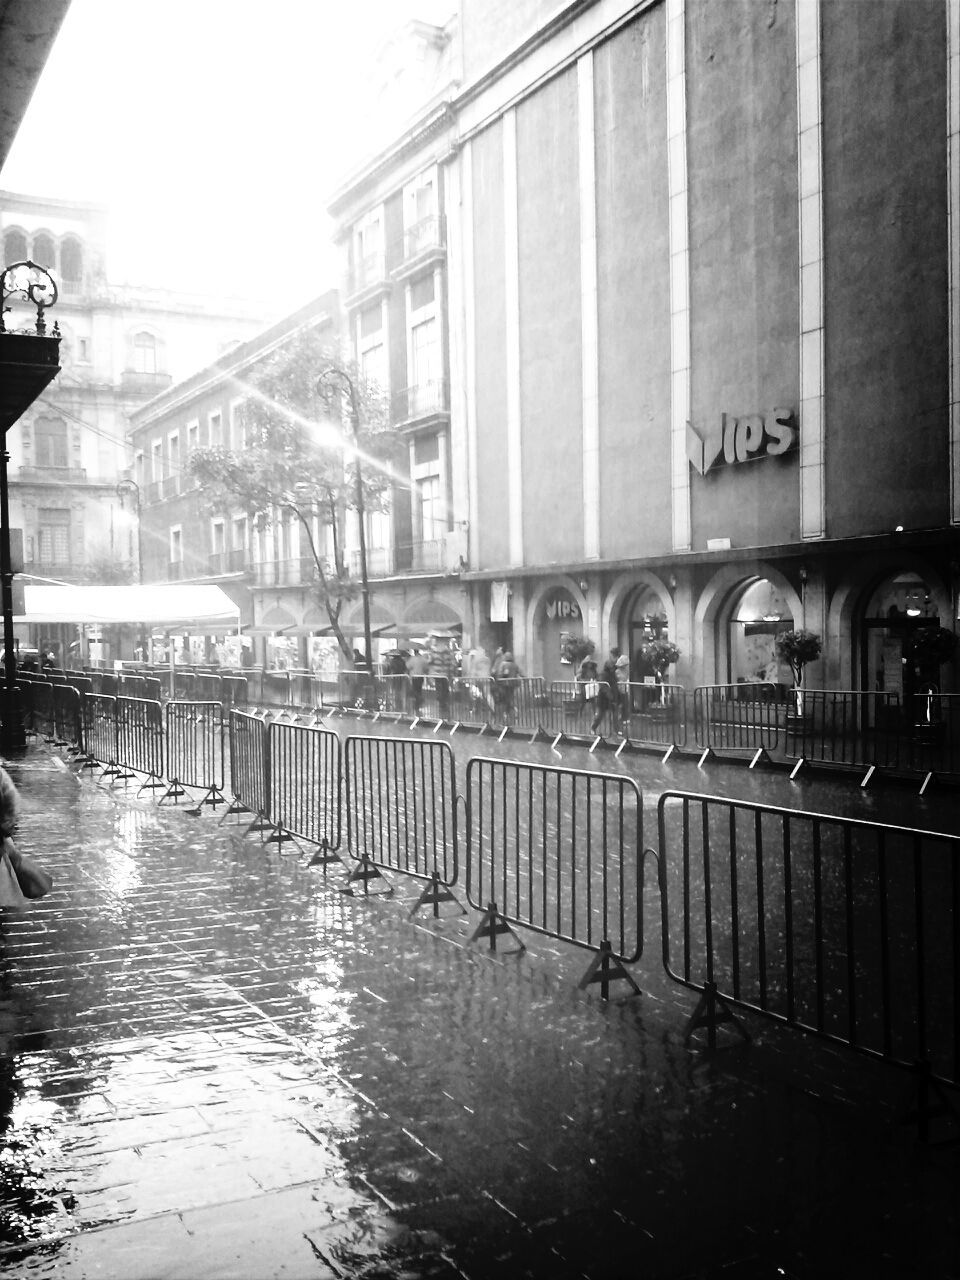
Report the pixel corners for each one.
[821,0,949,538]
[517,67,583,566]
[594,9,672,560]
[460,0,564,84]
[686,0,801,551]
[471,120,511,569]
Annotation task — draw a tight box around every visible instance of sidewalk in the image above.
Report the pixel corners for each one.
[0,744,956,1279]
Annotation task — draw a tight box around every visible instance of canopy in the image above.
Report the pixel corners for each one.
[16,584,241,629]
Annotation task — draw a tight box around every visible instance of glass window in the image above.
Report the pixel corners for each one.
[3,230,27,263]
[32,233,55,270]
[134,332,157,374]
[60,238,83,284]
[411,317,439,392]
[38,508,71,565]
[34,415,68,468]
[419,474,443,541]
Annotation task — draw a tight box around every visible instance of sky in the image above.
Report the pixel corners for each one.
[2,0,452,308]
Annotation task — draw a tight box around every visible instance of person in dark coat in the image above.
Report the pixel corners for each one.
[590,654,620,734]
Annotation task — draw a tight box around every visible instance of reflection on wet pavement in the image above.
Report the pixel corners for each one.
[0,747,956,1279]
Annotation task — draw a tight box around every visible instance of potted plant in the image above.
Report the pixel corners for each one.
[641,638,681,710]
[774,628,822,718]
[560,634,595,668]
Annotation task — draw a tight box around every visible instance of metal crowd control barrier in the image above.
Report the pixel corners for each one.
[25,678,55,740]
[162,701,225,808]
[693,682,780,754]
[115,697,165,792]
[268,720,341,852]
[784,689,901,774]
[464,758,645,993]
[52,684,83,752]
[221,676,249,709]
[905,692,960,781]
[624,682,688,747]
[80,694,118,771]
[656,791,960,1134]
[225,710,270,827]
[450,676,498,725]
[344,736,460,910]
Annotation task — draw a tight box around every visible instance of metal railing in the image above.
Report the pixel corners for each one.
[464,757,645,964]
[656,791,960,1092]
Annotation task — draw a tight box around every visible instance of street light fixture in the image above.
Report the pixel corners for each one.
[0,261,61,750]
[316,366,373,682]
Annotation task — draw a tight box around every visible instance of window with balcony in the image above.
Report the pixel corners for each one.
[358,301,387,393]
[169,526,183,579]
[209,410,223,448]
[34,414,68,468]
[3,229,27,263]
[60,237,83,292]
[134,331,157,374]
[37,508,71,566]
[400,273,444,420]
[353,207,385,294]
[32,233,55,271]
[402,169,441,260]
[167,432,181,497]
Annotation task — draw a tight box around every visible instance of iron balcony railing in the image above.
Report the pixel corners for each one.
[391,380,449,423]
[399,214,445,263]
[18,465,87,483]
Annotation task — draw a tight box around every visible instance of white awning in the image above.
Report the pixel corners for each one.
[15,584,241,628]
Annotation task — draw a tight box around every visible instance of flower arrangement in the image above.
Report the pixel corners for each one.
[642,638,681,679]
[560,635,595,667]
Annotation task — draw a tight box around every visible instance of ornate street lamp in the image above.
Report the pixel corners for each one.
[316,367,373,680]
[0,261,61,750]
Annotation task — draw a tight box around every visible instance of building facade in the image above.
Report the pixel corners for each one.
[1,191,273,660]
[330,0,959,698]
[128,295,350,669]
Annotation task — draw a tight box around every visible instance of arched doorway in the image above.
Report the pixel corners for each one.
[624,584,671,680]
[534,585,584,683]
[860,572,944,706]
[725,578,795,689]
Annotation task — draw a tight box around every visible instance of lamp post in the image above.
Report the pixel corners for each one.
[316,367,373,680]
[0,261,60,750]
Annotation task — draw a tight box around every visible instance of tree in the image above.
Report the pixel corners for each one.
[189,330,399,664]
[775,628,822,714]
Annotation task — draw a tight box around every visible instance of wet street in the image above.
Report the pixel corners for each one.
[0,741,957,1279]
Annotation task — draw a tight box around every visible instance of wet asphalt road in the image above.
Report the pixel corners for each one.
[0,740,956,1279]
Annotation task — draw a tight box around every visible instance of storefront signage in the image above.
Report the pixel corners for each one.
[687,408,797,476]
[545,594,581,621]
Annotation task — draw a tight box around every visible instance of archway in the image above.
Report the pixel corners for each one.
[859,570,951,706]
[526,578,588,683]
[695,564,802,687]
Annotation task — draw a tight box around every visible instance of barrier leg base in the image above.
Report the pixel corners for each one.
[137,775,166,797]
[306,838,343,874]
[409,871,467,919]
[342,855,393,898]
[749,748,772,770]
[218,799,252,826]
[578,940,640,1001]
[684,981,750,1050]
[157,778,187,806]
[264,824,296,849]
[185,785,227,816]
[468,902,525,955]
[899,1061,960,1146]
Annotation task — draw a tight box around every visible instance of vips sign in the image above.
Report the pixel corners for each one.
[545,594,581,621]
[687,408,797,476]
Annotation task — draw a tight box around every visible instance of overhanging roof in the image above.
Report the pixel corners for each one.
[16,583,241,627]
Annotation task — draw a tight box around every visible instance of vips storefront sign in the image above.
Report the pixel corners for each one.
[545,594,581,621]
[687,407,797,476]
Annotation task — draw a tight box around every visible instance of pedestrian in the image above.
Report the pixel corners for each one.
[0,765,52,908]
[613,645,630,718]
[577,653,599,705]
[590,652,620,735]
[406,648,429,714]
[493,650,520,718]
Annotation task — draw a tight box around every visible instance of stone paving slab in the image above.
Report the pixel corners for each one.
[0,747,956,1279]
